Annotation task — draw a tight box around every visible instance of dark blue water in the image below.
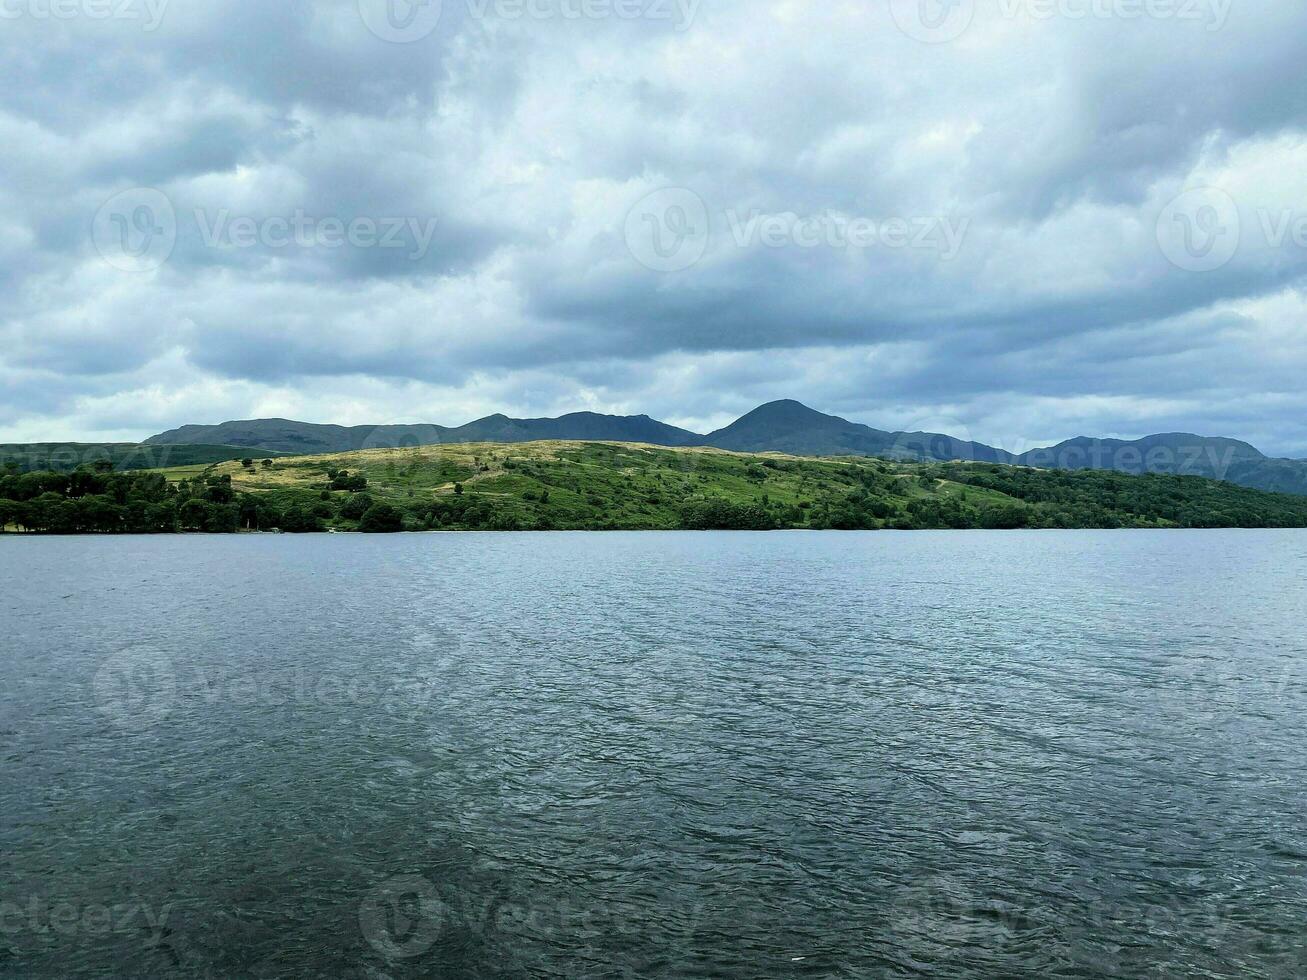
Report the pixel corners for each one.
[2,531,1305,978]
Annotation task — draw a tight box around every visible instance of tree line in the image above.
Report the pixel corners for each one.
[0,464,405,534]
[6,455,1307,535]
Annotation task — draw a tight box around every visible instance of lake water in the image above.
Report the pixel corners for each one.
[2,530,1306,978]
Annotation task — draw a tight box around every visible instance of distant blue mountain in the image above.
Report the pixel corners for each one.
[146,412,700,455]
[700,400,1016,462]
[144,400,1307,495]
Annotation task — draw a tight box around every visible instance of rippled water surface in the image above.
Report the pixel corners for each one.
[2,530,1306,978]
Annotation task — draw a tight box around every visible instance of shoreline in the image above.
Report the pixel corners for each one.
[4,525,1305,538]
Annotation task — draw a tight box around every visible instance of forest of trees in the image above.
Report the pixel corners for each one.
[927,463,1307,529]
[0,464,384,534]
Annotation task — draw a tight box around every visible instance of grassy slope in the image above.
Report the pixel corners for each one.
[154,441,1307,531]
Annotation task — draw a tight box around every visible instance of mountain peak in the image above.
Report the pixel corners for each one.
[702,400,891,455]
[739,400,838,424]
[138,403,1307,496]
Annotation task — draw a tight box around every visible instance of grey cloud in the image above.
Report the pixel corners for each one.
[2,1,1307,456]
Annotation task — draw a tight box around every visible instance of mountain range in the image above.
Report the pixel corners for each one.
[145,400,1307,496]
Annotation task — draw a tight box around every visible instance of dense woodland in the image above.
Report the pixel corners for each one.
[0,463,314,534]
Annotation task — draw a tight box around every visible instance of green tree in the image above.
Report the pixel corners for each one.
[359,502,404,533]
[279,505,324,533]
[679,499,775,530]
[331,471,368,492]
[178,499,209,531]
[340,493,374,520]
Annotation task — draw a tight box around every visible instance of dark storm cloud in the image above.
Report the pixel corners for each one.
[2,0,1307,453]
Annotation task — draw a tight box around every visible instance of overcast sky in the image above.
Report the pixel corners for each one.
[3,0,1307,454]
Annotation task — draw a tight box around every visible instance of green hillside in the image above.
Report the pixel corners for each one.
[170,442,1307,532]
[6,441,1307,534]
[0,443,287,473]
[140,401,1307,495]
